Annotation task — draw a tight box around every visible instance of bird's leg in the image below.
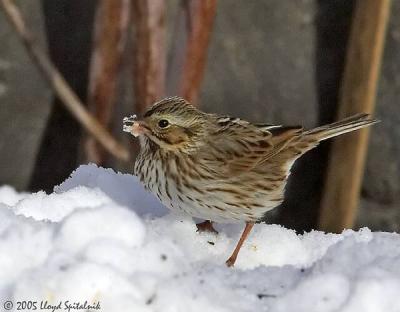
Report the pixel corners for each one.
[196,220,218,234]
[225,222,255,267]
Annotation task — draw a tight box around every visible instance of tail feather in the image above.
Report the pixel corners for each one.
[304,113,379,141]
[268,113,379,171]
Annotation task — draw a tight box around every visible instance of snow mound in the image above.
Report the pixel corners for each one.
[0,164,399,312]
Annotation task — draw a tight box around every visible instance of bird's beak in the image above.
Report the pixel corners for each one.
[123,115,148,137]
[130,121,146,137]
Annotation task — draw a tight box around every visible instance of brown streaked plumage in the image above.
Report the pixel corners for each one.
[123,96,379,267]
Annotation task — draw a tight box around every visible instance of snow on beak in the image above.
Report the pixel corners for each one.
[123,115,147,137]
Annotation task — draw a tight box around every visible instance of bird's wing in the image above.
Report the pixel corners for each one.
[197,116,303,177]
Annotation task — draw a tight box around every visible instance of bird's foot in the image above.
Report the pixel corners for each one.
[225,256,236,267]
[196,220,218,234]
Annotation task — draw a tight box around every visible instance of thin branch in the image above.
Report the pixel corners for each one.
[132,0,166,114]
[0,0,130,161]
[84,0,130,164]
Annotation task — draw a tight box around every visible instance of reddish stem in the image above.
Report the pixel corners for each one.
[132,0,166,114]
[171,0,217,105]
[85,0,131,164]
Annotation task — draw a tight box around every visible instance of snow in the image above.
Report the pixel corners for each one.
[0,164,399,312]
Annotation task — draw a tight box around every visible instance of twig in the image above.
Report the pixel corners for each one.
[0,0,130,161]
[84,0,131,164]
[132,0,166,114]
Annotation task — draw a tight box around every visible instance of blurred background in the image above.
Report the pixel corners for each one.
[0,0,399,233]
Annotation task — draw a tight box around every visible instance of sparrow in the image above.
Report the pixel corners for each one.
[123,96,378,266]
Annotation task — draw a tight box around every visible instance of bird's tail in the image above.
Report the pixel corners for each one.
[304,113,379,142]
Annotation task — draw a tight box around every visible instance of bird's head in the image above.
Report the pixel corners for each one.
[123,97,209,153]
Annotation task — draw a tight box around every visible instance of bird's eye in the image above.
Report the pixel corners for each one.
[158,119,169,128]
